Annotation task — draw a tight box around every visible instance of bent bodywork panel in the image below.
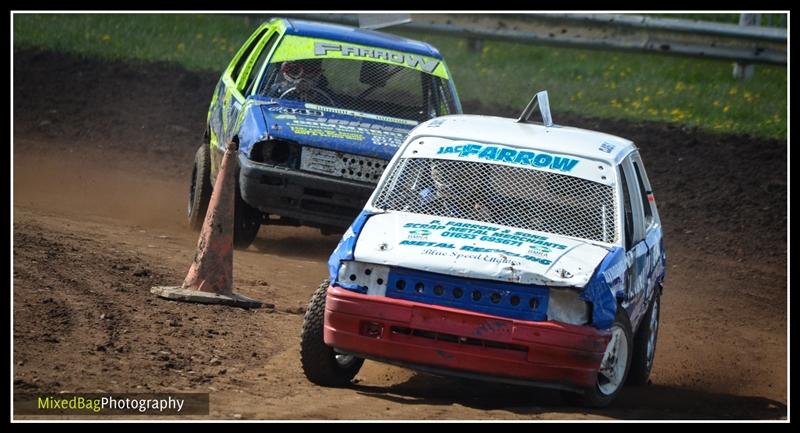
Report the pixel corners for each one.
[327,210,376,284]
[236,102,271,158]
[581,247,625,330]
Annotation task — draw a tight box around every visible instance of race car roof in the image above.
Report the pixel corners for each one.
[281,19,444,60]
[410,115,636,165]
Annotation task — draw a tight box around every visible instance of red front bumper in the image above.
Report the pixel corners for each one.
[324,286,611,390]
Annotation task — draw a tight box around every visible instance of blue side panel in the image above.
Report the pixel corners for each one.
[384,268,549,321]
[646,228,666,291]
[581,247,625,330]
[328,210,375,283]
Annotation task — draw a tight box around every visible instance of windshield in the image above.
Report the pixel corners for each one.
[258,58,456,123]
[373,158,619,243]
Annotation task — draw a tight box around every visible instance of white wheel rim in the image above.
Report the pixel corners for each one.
[597,325,628,395]
[646,297,660,369]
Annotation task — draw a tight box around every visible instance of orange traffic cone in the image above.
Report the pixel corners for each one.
[151,140,265,309]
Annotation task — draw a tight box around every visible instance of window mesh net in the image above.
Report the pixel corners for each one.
[260,58,453,123]
[373,158,618,243]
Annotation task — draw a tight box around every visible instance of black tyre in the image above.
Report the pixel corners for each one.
[300,280,364,386]
[188,144,212,231]
[564,307,633,408]
[233,186,261,250]
[628,289,661,386]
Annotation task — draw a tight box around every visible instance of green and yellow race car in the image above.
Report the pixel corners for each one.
[189,17,462,248]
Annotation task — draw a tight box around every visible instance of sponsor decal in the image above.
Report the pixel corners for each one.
[269,35,449,79]
[421,249,523,266]
[598,142,616,153]
[314,42,440,74]
[271,116,409,147]
[288,123,365,141]
[526,244,552,257]
[304,104,418,127]
[437,143,579,173]
[400,240,455,249]
[265,106,324,117]
[602,258,627,285]
[399,219,569,266]
[427,118,448,128]
[406,228,431,241]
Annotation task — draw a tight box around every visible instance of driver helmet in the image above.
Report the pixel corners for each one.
[280,59,323,84]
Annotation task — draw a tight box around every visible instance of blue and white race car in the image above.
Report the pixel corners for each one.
[301,92,666,407]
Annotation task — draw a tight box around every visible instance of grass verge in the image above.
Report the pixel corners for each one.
[13,13,787,139]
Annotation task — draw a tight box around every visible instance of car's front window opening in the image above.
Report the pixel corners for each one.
[373,157,619,243]
[258,58,451,123]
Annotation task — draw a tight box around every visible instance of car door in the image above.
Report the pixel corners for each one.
[241,30,281,99]
[208,25,274,178]
[209,26,268,152]
[618,155,650,329]
[208,79,226,148]
[421,75,457,120]
[220,26,271,147]
[630,152,665,313]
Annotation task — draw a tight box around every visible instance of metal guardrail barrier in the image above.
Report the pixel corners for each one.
[282,13,787,66]
[547,13,787,41]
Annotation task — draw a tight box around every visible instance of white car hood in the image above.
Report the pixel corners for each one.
[353,212,611,287]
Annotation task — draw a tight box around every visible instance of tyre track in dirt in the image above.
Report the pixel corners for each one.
[13,48,787,419]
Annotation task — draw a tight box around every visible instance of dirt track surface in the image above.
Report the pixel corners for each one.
[13,49,787,420]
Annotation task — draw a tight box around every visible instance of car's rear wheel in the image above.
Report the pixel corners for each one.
[628,289,661,386]
[564,307,633,408]
[188,144,212,231]
[300,280,364,386]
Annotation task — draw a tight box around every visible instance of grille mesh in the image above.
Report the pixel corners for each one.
[373,158,618,243]
[300,147,388,183]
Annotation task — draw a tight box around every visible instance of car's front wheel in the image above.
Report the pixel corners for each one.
[300,280,364,387]
[628,288,661,386]
[188,144,212,231]
[565,307,633,408]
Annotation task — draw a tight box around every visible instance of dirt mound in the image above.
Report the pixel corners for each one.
[13,48,787,419]
[14,48,218,178]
